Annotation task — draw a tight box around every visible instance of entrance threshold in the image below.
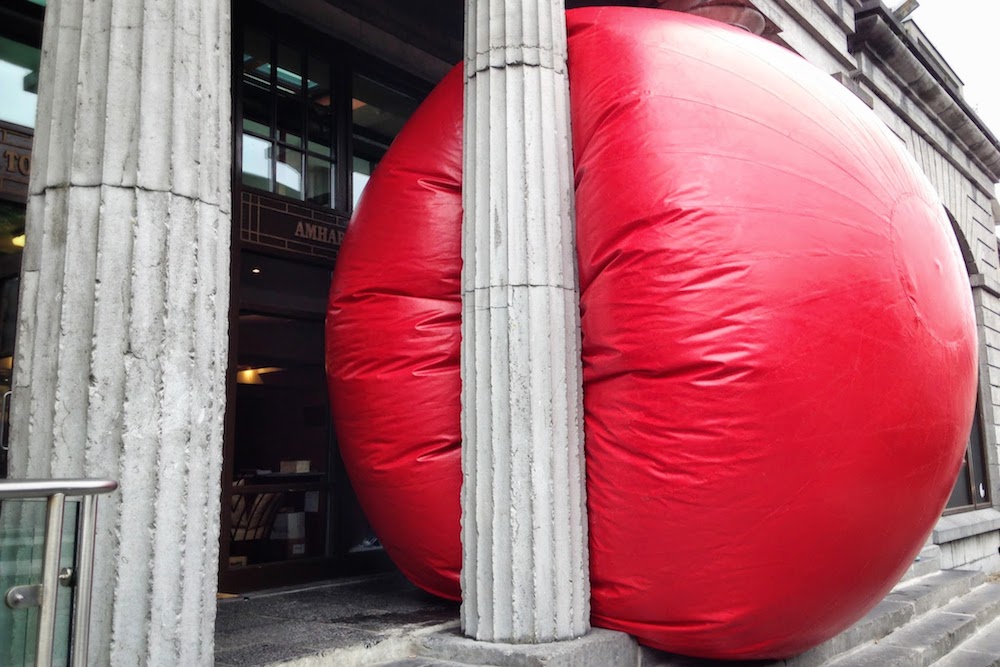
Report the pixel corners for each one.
[214,572,458,666]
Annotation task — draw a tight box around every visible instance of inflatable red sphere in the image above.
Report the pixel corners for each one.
[326,8,977,659]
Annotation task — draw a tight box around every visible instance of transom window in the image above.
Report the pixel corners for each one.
[240,26,338,207]
[238,19,425,215]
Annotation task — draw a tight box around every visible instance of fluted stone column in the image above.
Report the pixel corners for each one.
[9,0,231,664]
[460,0,589,644]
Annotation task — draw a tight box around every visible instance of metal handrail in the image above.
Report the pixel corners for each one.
[1,478,118,667]
[0,479,117,500]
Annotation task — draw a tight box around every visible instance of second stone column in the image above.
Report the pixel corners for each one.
[460,0,590,644]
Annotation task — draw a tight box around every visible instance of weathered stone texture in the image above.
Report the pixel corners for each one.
[10,0,232,665]
[460,0,589,644]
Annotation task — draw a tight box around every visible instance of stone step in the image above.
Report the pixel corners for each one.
[934,614,1000,667]
[819,582,1000,667]
[899,545,944,584]
[375,660,468,667]
[639,570,988,667]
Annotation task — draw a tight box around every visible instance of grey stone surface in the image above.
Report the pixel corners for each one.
[416,627,638,667]
[941,583,1000,625]
[214,574,460,666]
[881,610,977,663]
[899,545,943,583]
[934,509,1000,544]
[12,0,232,665]
[784,598,917,667]
[460,0,588,646]
[825,644,921,667]
[886,570,985,616]
[935,616,1000,667]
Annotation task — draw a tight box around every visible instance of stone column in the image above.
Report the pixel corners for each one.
[9,0,231,664]
[461,0,589,644]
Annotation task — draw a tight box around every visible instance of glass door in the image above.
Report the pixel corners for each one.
[220,252,336,590]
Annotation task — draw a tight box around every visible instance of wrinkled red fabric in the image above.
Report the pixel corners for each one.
[326,8,977,659]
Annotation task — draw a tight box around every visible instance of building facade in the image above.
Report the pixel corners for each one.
[1,0,999,664]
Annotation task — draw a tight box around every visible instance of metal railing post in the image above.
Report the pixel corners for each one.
[71,494,98,667]
[0,479,117,667]
[36,492,66,667]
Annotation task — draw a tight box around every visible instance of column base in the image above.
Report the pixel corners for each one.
[415,627,638,666]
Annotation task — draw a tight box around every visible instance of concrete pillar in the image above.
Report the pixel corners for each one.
[9,0,232,664]
[460,0,589,644]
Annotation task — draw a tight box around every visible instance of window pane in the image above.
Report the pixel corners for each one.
[276,96,303,147]
[970,403,990,505]
[242,134,273,192]
[276,147,303,199]
[240,251,331,315]
[947,451,973,509]
[352,156,374,211]
[306,157,333,207]
[242,79,271,137]
[242,27,271,88]
[307,56,332,107]
[307,106,333,157]
[277,43,303,95]
[352,74,419,147]
[0,37,40,129]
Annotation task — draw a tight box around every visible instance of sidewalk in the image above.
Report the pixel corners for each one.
[214,572,459,666]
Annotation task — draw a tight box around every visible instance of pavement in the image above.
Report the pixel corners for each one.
[214,572,460,666]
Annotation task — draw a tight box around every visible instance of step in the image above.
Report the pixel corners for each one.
[935,614,1000,667]
[639,570,987,667]
[375,660,468,667]
[899,545,944,584]
[823,582,1000,667]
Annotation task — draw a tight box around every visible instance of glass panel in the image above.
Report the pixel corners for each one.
[352,74,419,146]
[276,96,303,148]
[229,307,330,568]
[241,79,271,138]
[0,499,78,666]
[242,27,271,88]
[305,157,332,207]
[0,37,41,130]
[275,147,303,199]
[969,403,990,505]
[307,106,333,157]
[229,488,329,566]
[307,56,332,108]
[0,200,27,255]
[276,43,304,95]
[239,252,331,315]
[241,134,272,192]
[352,156,374,211]
[947,450,973,509]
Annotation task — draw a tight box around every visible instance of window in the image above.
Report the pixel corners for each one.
[946,393,992,513]
[239,26,337,207]
[0,35,39,130]
[351,73,420,209]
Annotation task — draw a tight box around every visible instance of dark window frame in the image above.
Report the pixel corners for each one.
[944,391,993,514]
[221,1,426,592]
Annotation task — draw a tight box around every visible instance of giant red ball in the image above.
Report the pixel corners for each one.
[326,8,977,659]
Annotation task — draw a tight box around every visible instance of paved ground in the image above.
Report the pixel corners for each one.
[214,572,460,666]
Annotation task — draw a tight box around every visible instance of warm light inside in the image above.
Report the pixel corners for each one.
[11,235,25,248]
[251,267,261,274]
[236,367,283,384]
